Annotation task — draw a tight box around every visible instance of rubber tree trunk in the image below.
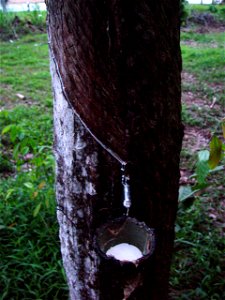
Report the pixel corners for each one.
[47,1,183,299]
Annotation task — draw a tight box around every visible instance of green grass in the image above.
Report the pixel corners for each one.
[0,31,68,299]
[171,194,225,299]
[188,3,225,12]
[181,31,225,45]
[0,10,47,40]
[180,26,224,130]
[0,34,51,106]
[172,7,225,299]
[182,46,225,83]
[0,175,68,299]
[187,3,225,18]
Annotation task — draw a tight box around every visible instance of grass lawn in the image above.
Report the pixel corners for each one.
[170,5,225,299]
[0,32,69,299]
[0,5,224,300]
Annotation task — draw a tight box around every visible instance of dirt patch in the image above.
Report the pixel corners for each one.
[182,126,211,154]
[0,85,37,111]
[180,122,212,184]
[187,11,225,28]
[182,91,208,107]
[181,40,219,48]
[0,15,46,41]
[208,197,225,220]
[208,82,225,95]
[182,72,196,85]
[181,73,224,120]
[182,91,221,112]
[182,22,225,34]
[195,25,225,33]
[180,68,224,191]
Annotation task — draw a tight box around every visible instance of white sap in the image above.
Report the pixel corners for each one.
[106,243,142,261]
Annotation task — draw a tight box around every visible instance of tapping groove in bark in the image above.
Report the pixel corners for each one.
[48,1,184,299]
[47,0,182,163]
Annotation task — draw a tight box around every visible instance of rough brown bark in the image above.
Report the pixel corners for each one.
[47,1,183,299]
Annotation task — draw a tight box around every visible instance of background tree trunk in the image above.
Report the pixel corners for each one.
[0,0,8,11]
[47,1,183,299]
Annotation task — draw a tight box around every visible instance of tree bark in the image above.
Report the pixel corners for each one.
[1,0,7,11]
[47,1,183,299]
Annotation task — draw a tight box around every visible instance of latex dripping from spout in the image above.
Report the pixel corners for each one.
[121,164,131,216]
